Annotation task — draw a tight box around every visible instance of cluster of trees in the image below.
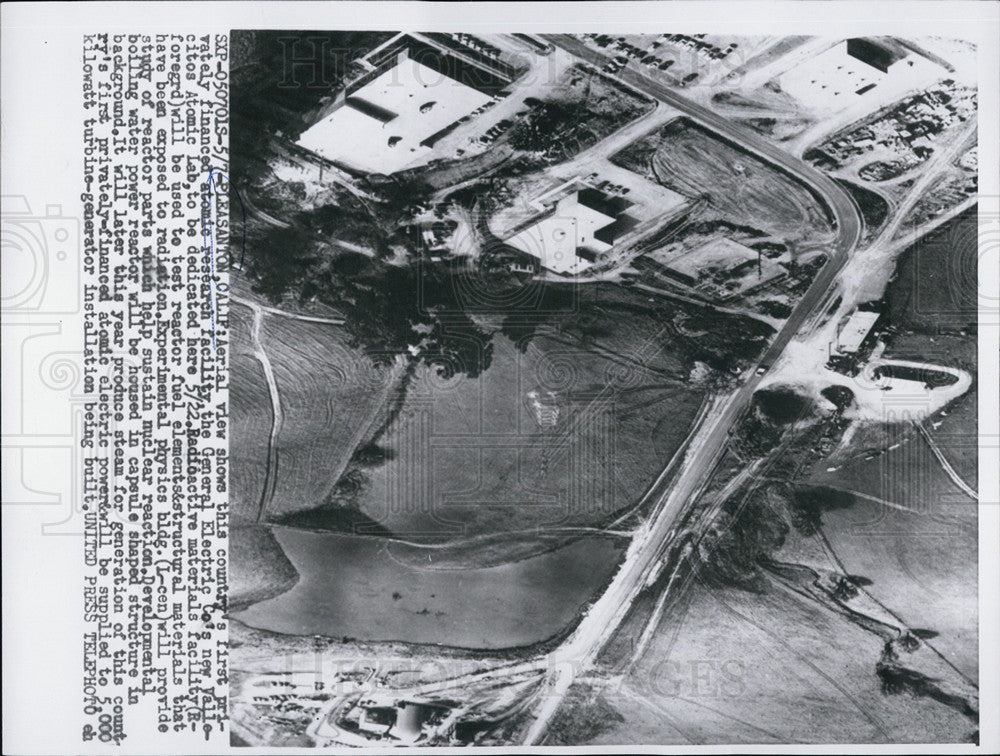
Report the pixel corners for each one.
[508,99,590,153]
[696,491,790,592]
[241,208,496,379]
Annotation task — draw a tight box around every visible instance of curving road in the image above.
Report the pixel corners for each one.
[522,35,864,744]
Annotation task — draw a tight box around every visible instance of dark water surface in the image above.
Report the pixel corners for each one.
[234,527,624,649]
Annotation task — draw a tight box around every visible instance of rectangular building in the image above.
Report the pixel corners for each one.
[836,309,881,354]
[847,38,904,74]
[296,49,493,174]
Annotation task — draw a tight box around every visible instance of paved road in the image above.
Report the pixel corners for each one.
[523,35,864,744]
[542,34,862,388]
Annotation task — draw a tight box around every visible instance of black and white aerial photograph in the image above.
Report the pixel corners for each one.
[227,29,980,747]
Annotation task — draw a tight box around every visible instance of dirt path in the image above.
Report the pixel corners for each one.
[230,292,345,325]
[235,298,284,524]
[315,354,410,509]
[914,421,978,501]
[633,282,783,329]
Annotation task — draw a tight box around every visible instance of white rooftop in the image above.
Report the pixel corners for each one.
[837,309,880,354]
[297,55,492,174]
[505,193,614,275]
[778,40,942,116]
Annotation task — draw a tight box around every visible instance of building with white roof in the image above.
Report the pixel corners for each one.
[297,48,493,174]
[503,182,633,276]
[836,308,881,354]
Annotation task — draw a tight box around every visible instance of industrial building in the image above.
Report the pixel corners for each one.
[353,695,453,744]
[667,237,758,281]
[835,307,881,355]
[660,237,786,301]
[777,37,939,115]
[296,34,514,174]
[503,180,634,275]
[846,37,907,74]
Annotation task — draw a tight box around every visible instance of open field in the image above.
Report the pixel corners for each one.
[310,283,772,544]
[553,417,979,744]
[256,313,400,520]
[556,453,978,745]
[230,524,300,612]
[805,431,976,525]
[815,495,976,683]
[552,575,974,745]
[881,332,977,486]
[612,117,835,245]
[710,87,814,143]
[231,303,273,523]
[884,204,978,331]
[332,316,704,541]
[232,272,774,549]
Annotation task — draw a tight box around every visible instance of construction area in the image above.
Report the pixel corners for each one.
[805,78,977,181]
[644,236,789,301]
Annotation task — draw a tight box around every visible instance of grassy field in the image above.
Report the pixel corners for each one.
[231,278,771,549]
[884,205,978,332]
[229,524,299,612]
[565,576,975,745]
[882,331,977,487]
[229,299,400,610]
[880,205,978,487]
[818,496,977,683]
[313,282,771,543]
[333,329,703,541]
[570,455,978,745]
[231,303,272,524]
[257,314,399,520]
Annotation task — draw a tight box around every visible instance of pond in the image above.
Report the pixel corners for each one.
[232,527,625,649]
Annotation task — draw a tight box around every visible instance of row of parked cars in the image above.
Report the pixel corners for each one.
[586,32,738,84]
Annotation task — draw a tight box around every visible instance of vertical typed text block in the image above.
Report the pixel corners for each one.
[80,34,229,746]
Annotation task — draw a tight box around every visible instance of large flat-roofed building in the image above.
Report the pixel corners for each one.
[777,38,939,116]
[296,49,493,174]
[504,184,633,275]
[836,308,881,354]
[846,37,906,74]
